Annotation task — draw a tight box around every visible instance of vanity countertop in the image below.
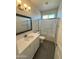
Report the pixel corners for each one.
[16,32,40,54]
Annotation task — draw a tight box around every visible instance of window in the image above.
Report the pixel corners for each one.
[42,14,56,19]
[43,15,48,19]
[49,14,55,18]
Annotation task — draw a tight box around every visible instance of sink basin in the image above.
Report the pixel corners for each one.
[24,35,34,41]
[27,36,34,38]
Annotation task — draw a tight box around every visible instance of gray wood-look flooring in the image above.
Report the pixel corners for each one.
[33,40,55,59]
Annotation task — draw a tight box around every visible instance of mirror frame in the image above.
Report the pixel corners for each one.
[16,13,32,35]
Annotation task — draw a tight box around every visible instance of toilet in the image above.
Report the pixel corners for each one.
[39,36,46,43]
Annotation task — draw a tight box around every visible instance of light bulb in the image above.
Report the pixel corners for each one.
[28,7,31,10]
[24,4,28,7]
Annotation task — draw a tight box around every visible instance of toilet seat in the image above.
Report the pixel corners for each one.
[39,36,46,43]
[39,36,46,40]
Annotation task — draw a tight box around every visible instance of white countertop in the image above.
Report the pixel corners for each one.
[16,32,40,54]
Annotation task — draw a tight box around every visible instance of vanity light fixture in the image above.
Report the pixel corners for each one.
[28,7,31,10]
[16,0,31,12]
[23,4,28,8]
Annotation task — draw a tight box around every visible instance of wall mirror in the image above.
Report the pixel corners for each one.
[16,14,32,35]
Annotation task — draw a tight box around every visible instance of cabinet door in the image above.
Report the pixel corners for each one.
[29,42,35,59]
[29,37,40,58]
[19,44,32,59]
[34,38,40,53]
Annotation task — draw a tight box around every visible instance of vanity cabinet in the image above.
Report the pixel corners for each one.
[16,37,40,59]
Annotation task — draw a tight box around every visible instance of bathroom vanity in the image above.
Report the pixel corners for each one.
[16,31,40,59]
[16,14,40,59]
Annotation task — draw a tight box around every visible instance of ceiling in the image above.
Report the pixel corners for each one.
[30,0,61,11]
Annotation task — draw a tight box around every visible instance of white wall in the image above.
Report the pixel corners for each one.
[54,3,62,59]
[32,20,39,32]
[34,8,58,42]
[32,18,58,42]
[54,20,62,59]
[31,5,61,42]
[57,3,62,18]
[39,19,58,42]
[37,8,58,42]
